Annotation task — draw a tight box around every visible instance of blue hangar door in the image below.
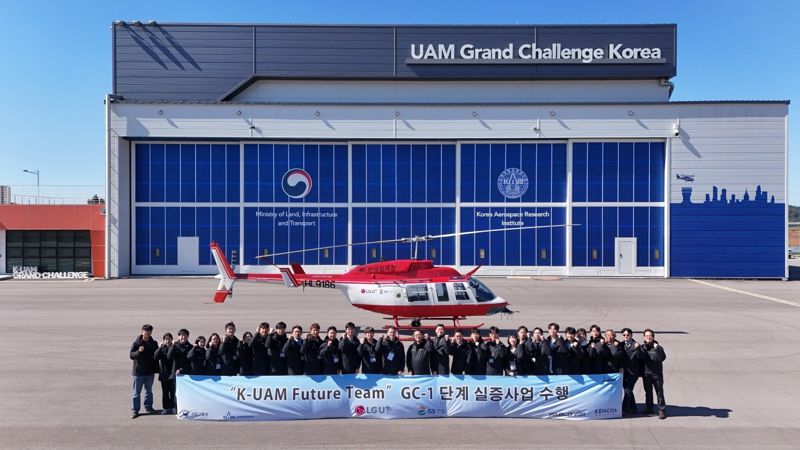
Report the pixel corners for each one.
[131,141,666,276]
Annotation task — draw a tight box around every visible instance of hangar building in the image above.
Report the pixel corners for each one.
[105,23,788,278]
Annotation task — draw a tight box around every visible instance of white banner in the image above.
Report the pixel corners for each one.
[176,373,622,421]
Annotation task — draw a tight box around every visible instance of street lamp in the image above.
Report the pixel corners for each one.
[22,169,39,204]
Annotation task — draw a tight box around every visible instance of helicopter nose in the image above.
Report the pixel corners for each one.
[487,298,513,315]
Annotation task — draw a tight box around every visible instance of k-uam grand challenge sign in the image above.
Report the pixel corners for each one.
[176,374,622,421]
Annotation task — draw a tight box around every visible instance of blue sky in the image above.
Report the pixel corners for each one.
[0,0,796,203]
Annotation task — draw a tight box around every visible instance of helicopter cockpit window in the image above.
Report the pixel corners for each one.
[469,278,497,303]
[453,283,471,301]
[406,284,429,303]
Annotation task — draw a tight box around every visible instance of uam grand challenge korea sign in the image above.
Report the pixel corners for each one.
[176,373,622,421]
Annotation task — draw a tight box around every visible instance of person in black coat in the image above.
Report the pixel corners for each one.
[620,327,644,415]
[563,327,585,375]
[380,327,405,375]
[219,322,240,376]
[603,329,625,373]
[302,323,324,375]
[187,336,207,375]
[466,329,487,375]
[484,327,507,376]
[339,322,361,374]
[577,328,592,374]
[529,327,549,376]
[514,326,534,375]
[237,332,254,376]
[205,333,223,376]
[168,329,193,377]
[641,329,667,419]
[130,324,158,418]
[319,326,342,375]
[506,335,528,376]
[449,330,471,375]
[266,322,288,375]
[153,332,176,414]
[283,325,305,375]
[543,323,569,375]
[251,323,271,376]
[585,325,607,374]
[358,327,382,374]
[406,330,434,375]
[431,325,451,375]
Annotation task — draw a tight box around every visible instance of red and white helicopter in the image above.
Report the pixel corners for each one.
[209,225,573,331]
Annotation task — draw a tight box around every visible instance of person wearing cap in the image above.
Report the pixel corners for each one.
[266,322,288,375]
[358,327,382,374]
[251,322,271,375]
[339,322,361,374]
[129,324,158,418]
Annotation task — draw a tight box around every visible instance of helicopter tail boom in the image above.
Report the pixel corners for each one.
[210,242,236,303]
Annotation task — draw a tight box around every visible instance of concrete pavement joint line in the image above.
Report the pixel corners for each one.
[689,279,800,309]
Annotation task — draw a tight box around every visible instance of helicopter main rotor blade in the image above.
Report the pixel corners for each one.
[254,223,580,260]
[254,237,407,259]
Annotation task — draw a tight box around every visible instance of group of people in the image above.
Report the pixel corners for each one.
[130,321,666,419]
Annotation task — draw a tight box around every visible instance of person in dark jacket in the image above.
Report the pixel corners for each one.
[484,327,507,375]
[153,332,176,414]
[168,328,192,377]
[563,327,585,374]
[406,330,434,375]
[431,324,451,375]
[302,323,324,375]
[380,326,405,375]
[237,332,254,375]
[543,323,569,375]
[603,329,625,373]
[621,327,644,415]
[218,322,240,376]
[266,322,288,375]
[449,330,471,375]
[585,325,607,374]
[466,328,487,375]
[529,327,549,375]
[358,327,382,374]
[283,325,305,375]
[319,326,342,375]
[205,333,223,376]
[339,322,361,374]
[187,336,207,375]
[506,335,528,376]
[515,326,534,375]
[577,328,592,374]
[130,324,158,418]
[251,322,270,375]
[641,329,667,419]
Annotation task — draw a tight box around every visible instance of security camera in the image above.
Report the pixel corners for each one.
[672,126,680,137]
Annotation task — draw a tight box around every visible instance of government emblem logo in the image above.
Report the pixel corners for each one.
[497,168,529,199]
[281,168,312,199]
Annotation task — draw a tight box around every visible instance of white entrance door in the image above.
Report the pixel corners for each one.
[177,237,199,272]
[616,238,636,275]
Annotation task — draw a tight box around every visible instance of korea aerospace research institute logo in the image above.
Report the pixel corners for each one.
[281,168,313,199]
[497,168,529,199]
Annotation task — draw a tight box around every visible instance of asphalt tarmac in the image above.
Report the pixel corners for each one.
[1,267,799,448]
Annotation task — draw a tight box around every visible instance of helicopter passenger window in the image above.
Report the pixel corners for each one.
[453,283,471,301]
[435,283,449,302]
[469,278,497,303]
[406,284,429,302]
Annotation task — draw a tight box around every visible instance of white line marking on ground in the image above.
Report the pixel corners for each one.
[689,279,800,309]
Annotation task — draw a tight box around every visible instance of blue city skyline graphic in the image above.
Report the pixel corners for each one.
[671,185,784,278]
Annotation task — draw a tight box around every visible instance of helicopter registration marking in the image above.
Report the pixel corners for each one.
[302,280,337,289]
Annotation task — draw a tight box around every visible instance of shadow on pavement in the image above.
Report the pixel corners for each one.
[666,405,731,418]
